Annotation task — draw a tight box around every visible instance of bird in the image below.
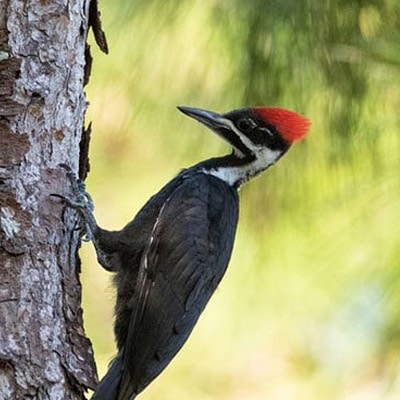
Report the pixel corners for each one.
[59,105,310,400]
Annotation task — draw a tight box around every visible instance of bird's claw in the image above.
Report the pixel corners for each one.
[51,164,96,241]
[57,164,94,211]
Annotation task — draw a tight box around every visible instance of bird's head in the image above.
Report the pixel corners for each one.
[178,105,309,156]
[178,105,311,185]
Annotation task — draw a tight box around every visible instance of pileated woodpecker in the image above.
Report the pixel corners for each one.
[59,106,310,400]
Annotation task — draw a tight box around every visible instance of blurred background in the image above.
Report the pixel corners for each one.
[82,1,400,399]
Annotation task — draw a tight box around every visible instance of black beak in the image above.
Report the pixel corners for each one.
[177,106,253,158]
[177,106,226,130]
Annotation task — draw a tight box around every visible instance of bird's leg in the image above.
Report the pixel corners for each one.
[51,164,119,272]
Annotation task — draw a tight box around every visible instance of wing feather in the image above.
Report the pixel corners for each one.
[117,174,238,399]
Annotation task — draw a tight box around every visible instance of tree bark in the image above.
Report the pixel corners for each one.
[0,0,106,398]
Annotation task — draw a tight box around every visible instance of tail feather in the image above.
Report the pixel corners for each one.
[92,354,126,400]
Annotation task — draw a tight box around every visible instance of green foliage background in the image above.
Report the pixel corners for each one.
[82,1,400,398]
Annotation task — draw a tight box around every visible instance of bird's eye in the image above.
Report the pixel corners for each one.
[237,118,254,132]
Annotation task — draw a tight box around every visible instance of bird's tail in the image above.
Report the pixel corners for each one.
[92,354,128,400]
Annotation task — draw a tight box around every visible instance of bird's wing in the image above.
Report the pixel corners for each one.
[117,174,239,399]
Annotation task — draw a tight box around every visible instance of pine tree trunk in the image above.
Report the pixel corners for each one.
[0,0,106,398]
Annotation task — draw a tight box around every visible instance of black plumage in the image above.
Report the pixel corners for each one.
[91,169,238,400]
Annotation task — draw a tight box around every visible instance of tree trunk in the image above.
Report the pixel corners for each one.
[0,0,106,398]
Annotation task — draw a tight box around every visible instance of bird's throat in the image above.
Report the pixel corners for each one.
[198,148,283,187]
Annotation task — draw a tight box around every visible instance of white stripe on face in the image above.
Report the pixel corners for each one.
[217,117,259,154]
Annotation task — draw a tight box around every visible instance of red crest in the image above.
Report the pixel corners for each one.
[254,107,311,143]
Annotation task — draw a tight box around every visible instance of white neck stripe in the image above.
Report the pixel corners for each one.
[202,147,281,186]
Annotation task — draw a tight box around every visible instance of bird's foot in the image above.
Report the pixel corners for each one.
[51,164,96,241]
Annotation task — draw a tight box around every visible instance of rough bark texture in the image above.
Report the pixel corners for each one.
[0,0,103,398]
